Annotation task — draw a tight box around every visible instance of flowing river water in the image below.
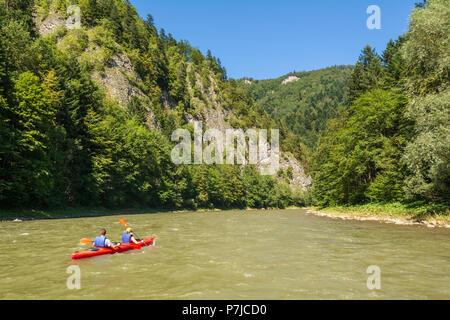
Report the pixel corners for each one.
[0,209,449,300]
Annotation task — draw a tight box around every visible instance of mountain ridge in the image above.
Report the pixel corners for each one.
[237,65,353,150]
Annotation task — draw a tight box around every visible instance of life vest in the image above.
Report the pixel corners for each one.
[94,235,106,247]
[122,233,132,243]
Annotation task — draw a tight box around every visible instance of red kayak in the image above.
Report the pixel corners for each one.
[71,237,155,260]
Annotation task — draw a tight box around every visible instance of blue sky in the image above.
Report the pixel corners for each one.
[131,0,418,80]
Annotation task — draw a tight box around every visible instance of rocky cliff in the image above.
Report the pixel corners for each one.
[33,6,311,191]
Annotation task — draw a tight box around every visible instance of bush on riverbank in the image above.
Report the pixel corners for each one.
[314,201,450,223]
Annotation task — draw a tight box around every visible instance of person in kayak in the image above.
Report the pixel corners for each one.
[94,229,118,249]
[122,228,145,245]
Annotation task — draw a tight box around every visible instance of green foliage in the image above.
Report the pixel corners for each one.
[2,0,448,213]
[90,23,120,53]
[401,0,449,96]
[126,96,147,124]
[87,109,180,207]
[382,37,406,91]
[286,166,293,179]
[311,0,449,208]
[403,90,450,200]
[347,45,383,102]
[3,0,446,214]
[291,188,313,207]
[78,0,99,26]
[317,201,450,222]
[242,166,276,208]
[400,0,450,201]
[189,49,205,66]
[0,15,33,79]
[238,66,353,150]
[312,90,411,205]
[0,71,59,206]
[0,0,301,211]
[59,29,89,56]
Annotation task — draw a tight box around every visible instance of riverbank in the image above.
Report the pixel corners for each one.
[0,207,157,222]
[3,203,449,229]
[307,202,450,229]
[0,206,274,222]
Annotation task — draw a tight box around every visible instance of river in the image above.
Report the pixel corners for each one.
[0,209,449,299]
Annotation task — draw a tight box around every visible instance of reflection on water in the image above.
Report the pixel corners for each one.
[0,209,449,299]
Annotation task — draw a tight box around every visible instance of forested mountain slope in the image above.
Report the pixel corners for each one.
[0,0,310,210]
[237,66,353,150]
[311,0,449,206]
[236,0,449,209]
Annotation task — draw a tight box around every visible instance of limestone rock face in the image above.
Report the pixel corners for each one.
[35,13,66,35]
[282,76,299,85]
[279,156,312,190]
[89,52,159,129]
[92,53,146,107]
[186,102,311,191]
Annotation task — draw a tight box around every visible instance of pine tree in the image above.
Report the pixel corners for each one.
[382,37,406,90]
[347,45,383,102]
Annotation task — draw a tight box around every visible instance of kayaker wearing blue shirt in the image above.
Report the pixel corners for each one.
[94,229,118,249]
[122,228,145,245]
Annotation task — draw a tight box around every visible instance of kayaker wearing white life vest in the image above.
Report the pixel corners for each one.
[94,229,118,249]
[122,228,145,245]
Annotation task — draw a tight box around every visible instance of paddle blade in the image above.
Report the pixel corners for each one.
[119,219,128,227]
[80,238,93,244]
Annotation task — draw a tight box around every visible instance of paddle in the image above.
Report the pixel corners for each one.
[119,218,144,243]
